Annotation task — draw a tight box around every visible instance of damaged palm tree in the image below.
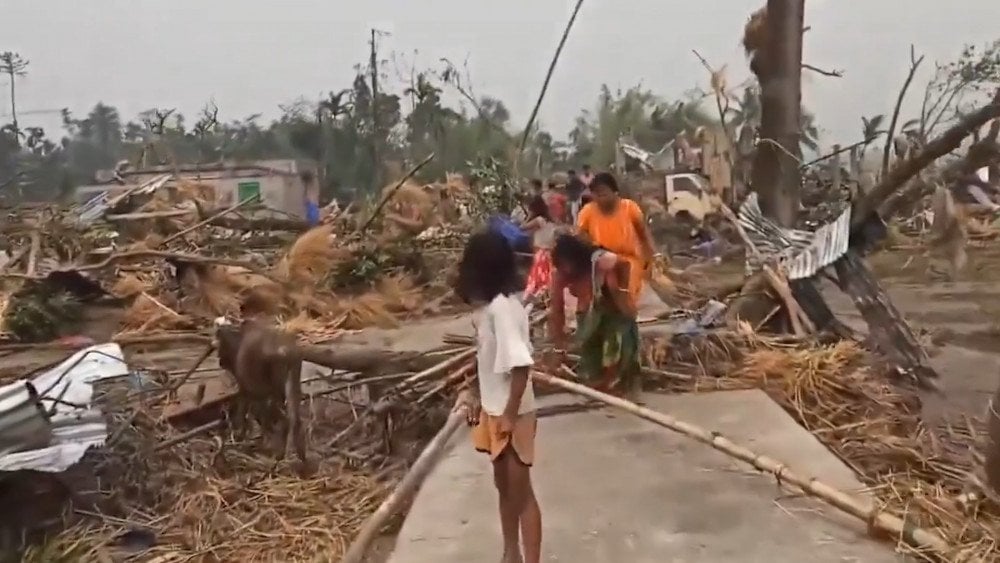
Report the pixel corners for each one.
[743,1,804,227]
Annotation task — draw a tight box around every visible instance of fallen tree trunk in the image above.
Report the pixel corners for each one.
[833,250,936,386]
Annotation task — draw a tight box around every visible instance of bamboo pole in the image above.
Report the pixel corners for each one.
[158,194,258,246]
[341,407,467,563]
[531,369,955,558]
[416,362,475,404]
[399,347,475,388]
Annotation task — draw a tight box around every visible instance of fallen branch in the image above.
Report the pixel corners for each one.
[105,209,193,221]
[168,344,215,394]
[208,215,310,232]
[399,347,476,388]
[154,419,222,451]
[0,250,275,281]
[880,119,1000,221]
[533,369,955,558]
[341,406,466,563]
[360,153,435,234]
[158,195,258,246]
[853,88,1000,231]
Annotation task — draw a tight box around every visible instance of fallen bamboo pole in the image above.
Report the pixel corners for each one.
[399,347,475,388]
[416,362,475,404]
[158,194,258,246]
[531,369,955,559]
[341,406,467,563]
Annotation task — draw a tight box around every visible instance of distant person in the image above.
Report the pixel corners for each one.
[544,180,567,223]
[301,170,320,226]
[566,169,586,224]
[580,164,595,188]
[522,195,556,304]
[454,231,543,563]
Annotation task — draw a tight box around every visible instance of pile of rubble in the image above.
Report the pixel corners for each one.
[0,171,486,346]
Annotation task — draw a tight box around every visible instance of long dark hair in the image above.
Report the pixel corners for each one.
[527,194,550,221]
[552,234,597,280]
[454,230,521,304]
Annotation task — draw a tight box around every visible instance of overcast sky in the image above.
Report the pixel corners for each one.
[5,0,1000,151]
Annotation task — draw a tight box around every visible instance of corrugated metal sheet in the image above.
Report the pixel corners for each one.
[72,174,173,226]
[784,204,851,279]
[739,192,852,280]
[0,344,130,473]
[75,191,110,226]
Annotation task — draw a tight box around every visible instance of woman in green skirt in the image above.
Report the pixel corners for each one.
[548,234,640,395]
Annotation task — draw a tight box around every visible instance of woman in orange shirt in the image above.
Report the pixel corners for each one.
[549,172,656,394]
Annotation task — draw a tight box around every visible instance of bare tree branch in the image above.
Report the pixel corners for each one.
[853,88,1000,229]
[801,63,843,77]
[881,46,925,179]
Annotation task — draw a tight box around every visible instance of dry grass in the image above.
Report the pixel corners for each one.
[23,425,390,562]
[274,225,347,286]
[119,292,196,336]
[646,333,1000,561]
[333,293,399,330]
[109,273,157,299]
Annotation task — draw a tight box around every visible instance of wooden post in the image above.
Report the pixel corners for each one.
[830,143,842,195]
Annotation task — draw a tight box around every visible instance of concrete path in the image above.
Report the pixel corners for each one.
[389,390,900,563]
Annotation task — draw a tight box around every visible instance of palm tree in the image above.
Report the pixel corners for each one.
[860,114,886,157]
[727,83,819,154]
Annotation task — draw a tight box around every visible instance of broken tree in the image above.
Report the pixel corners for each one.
[739,3,998,386]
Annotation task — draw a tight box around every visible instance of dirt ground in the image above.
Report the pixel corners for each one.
[847,243,1000,421]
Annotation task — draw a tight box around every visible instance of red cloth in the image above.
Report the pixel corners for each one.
[524,249,553,299]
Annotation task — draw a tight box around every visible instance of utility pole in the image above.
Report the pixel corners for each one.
[369,29,380,192]
[0,52,30,147]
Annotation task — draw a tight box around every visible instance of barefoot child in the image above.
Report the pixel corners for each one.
[455,230,542,563]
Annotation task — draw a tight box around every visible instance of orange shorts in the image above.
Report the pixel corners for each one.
[472,412,537,466]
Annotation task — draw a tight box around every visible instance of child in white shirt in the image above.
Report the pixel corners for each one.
[455,230,542,563]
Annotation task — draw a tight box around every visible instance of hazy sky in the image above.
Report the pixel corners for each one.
[5,0,1000,151]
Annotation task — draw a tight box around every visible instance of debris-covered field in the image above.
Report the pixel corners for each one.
[2,4,1000,561]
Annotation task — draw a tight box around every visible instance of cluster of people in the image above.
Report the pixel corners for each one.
[454,169,659,563]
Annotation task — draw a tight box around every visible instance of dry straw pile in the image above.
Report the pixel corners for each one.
[649,332,1000,561]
